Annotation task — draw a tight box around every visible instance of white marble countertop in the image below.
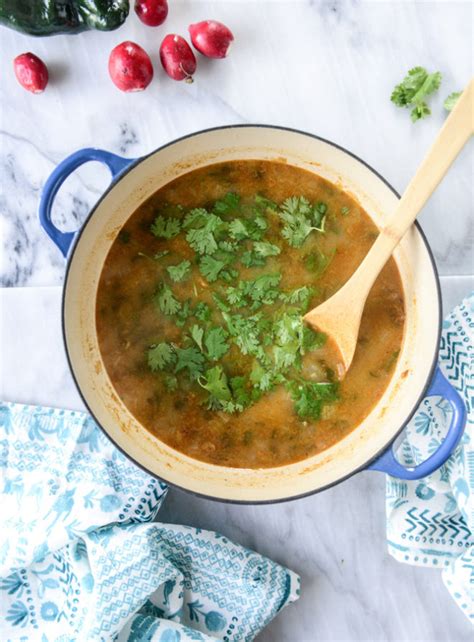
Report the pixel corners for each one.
[1,1,473,640]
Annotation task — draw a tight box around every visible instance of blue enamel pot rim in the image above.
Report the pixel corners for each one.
[54,124,451,504]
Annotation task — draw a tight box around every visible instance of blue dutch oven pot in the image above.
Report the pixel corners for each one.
[38,127,466,502]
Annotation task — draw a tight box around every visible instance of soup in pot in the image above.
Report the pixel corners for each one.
[96,160,405,468]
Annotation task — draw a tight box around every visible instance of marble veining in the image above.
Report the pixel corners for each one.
[1,1,473,640]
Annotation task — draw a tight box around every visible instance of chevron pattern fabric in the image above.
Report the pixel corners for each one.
[386,294,473,622]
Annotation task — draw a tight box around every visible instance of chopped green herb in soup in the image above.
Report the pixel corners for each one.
[96,161,405,468]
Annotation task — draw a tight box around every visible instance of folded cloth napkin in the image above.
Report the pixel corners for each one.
[0,403,300,641]
[386,294,473,622]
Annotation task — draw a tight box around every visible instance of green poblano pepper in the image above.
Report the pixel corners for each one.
[0,1,129,36]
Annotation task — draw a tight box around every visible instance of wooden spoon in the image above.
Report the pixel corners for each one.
[304,78,474,375]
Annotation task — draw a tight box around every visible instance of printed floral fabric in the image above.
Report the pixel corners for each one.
[0,403,300,641]
[386,294,473,622]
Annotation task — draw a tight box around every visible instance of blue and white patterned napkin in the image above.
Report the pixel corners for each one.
[0,403,300,641]
[386,294,473,622]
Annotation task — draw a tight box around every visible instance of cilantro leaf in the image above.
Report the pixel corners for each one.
[273,310,301,345]
[228,219,251,240]
[200,366,249,413]
[226,283,247,307]
[229,217,266,242]
[241,250,266,268]
[271,309,322,371]
[220,268,239,283]
[410,102,431,122]
[185,212,224,255]
[305,247,335,277]
[283,195,312,216]
[176,300,191,327]
[280,286,315,311]
[205,327,230,360]
[249,363,285,394]
[213,293,231,313]
[226,273,281,310]
[223,312,265,360]
[303,326,326,351]
[194,301,211,322]
[167,260,191,282]
[150,216,181,239]
[279,196,319,247]
[250,363,275,392]
[253,241,281,257]
[213,192,240,214]
[254,213,268,232]
[198,255,227,282]
[147,342,176,371]
[313,202,328,231]
[174,346,206,380]
[218,240,237,252]
[391,67,442,122]
[249,273,281,306]
[254,194,277,212]
[230,375,251,409]
[411,70,442,103]
[273,343,299,370]
[272,311,304,370]
[194,302,212,322]
[186,227,218,255]
[190,324,204,350]
[444,91,461,112]
[391,66,429,106]
[182,208,208,229]
[286,380,339,419]
[154,284,181,316]
[190,323,229,361]
[199,365,234,411]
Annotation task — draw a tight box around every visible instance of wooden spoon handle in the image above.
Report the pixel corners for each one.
[354,78,474,294]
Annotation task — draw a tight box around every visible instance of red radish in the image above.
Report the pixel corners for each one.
[135,0,168,27]
[160,35,196,83]
[108,41,153,92]
[13,53,48,93]
[188,20,234,59]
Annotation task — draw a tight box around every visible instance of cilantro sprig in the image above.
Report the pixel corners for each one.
[391,66,442,122]
[279,196,327,247]
[148,342,175,371]
[151,216,181,239]
[286,380,339,420]
[154,284,181,316]
[182,208,231,256]
[167,260,191,282]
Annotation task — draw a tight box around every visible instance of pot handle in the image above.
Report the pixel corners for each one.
[38,148,137,257]
[367,367,466,479]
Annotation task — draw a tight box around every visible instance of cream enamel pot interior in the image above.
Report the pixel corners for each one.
[39,125,466,503]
